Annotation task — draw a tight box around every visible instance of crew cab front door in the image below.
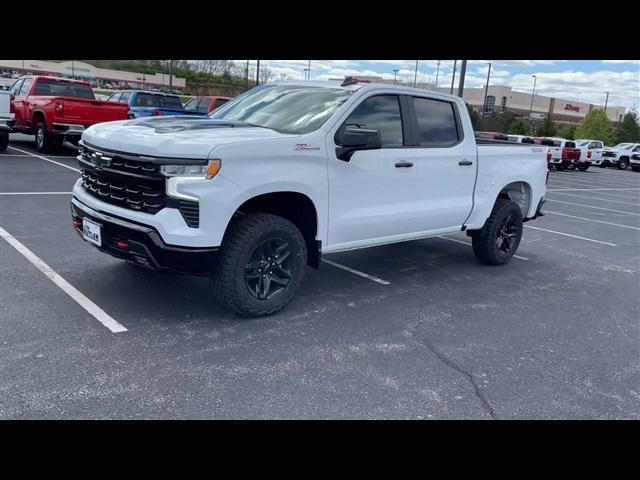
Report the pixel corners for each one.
[326,93,476,252]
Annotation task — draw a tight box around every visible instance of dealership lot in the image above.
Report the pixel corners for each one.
[1,133,639,419]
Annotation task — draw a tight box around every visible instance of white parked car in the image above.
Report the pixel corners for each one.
[574,139,604,167]
[601,143,640,170]
[70,80,548,317]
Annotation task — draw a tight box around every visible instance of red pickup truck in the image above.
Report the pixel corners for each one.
[8,76,129,153]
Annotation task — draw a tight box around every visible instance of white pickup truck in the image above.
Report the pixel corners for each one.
[601,143,640,169]
[0,89,14,152]
[70,80,548,316]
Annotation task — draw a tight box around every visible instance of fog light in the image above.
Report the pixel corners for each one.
[73,218,82,228]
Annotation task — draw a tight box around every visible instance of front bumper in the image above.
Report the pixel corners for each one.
[52,123,90,135]
[70,197,219,275]
[0,118,15,131]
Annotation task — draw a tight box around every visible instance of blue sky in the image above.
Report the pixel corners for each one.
[242,60,639,111]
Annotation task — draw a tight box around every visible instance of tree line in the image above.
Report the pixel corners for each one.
[467,104,640,145]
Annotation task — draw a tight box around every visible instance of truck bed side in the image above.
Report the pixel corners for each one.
[464,144,547,230]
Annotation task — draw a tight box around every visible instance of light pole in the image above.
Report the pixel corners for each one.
[604,91,609,114]
[457,60,467,97]
[308,60,311,80]
[71,60,75,79]
[414,60,419,87]
[435,60,441,88]
[169,60,173,91]
[450,60,457,95]
[256,60,260,85]
[482,62,492,117]
[528,75,537,119]
[393,69,399,85]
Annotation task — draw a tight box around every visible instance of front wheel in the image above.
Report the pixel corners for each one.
[471,198,523,265]
[0,131,8,152]
[211,213,307,317]
[618,158,628,170]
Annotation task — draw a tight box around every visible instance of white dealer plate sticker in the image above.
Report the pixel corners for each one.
[82,218,102,246]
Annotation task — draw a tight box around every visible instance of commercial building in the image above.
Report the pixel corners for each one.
[0,60,185,91]
[331,76,626,125]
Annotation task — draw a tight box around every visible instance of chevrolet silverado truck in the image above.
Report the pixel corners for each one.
[600,143,640,169]
[630,152,640,172]
[0,89,14,152]
[574,139,604,169]
[8,76,129,153]
[70,81,547,317]
[107,90,187,118]
[546,138,582,170]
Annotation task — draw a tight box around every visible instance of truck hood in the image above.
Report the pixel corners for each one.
[82,115,298,158]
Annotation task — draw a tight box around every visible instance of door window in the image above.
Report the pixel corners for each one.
[412,96,460,146]
[18,78,32,96]
[9,79,23,95]
[337,95,403,148]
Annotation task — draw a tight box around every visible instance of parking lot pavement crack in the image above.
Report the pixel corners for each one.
[410,334,498,420]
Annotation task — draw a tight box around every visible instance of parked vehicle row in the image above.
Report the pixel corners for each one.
[599,143,640,169]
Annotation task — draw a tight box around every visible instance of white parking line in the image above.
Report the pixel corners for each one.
[322,259,391,285]
[437,235,529,260]
[0,226,127,333]
[549,176,640,190]
[545,211,640,231]
[0,192,72,195]
[523,225,616,246]
[546,190,640,206]
[7,146,81,173]
[546,199,640,216]
[547,187,640,192]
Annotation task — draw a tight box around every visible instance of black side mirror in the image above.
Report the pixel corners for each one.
[336,127,382,161]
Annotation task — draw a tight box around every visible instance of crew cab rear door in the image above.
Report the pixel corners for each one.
[589,141,603,162]
[326,92,476,250]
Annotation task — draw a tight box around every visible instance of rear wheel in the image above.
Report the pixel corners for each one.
[0,131,8,152]
[555,164,565,170]
[211,213,307,317]
[35,122,63,153]
[577,164,590,171]
[618,158,629,170]
[566,163,576,170]
[471,198,523,265]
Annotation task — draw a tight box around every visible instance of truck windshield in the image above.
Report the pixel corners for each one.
[133,93,184,110]
[34,79,95,99]
[208,85,352,134]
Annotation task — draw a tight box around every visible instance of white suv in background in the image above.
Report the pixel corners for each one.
[601,143,640,170]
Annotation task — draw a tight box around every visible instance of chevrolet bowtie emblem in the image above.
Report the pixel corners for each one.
[91,151,112,169]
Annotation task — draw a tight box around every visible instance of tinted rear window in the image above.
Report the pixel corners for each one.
[565,141,576,148]
[133,93,183,109]
[413,97,459,146]
[34,79,95,99]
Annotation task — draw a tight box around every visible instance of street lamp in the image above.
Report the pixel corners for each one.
[414,60,419,88]
[308,60,311,80]
[393,69,399,85]
[450,60,457,95]
[482,62,492,117]
[528,75,537,119]
[604,91,610,114]
[435,60,441,88]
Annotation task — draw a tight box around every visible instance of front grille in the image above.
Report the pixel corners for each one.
[78,143,200,228]
[602,151,616,157]
[632,154,640,160]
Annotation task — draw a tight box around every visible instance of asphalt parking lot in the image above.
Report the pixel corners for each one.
[1,133,639,419]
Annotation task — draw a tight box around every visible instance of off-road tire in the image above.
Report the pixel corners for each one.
[211,213,307,317]
[471,198,523,265]
[0,131,8,152]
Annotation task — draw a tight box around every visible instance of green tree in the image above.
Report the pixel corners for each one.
[466,103,482,130]
[615,110,640,143]
[557,124,576,140]
[535,117,557,137]
[574,109,615,144]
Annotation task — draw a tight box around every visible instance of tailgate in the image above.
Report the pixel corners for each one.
[58,97,129,123]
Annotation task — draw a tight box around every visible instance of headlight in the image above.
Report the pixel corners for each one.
[160,159,221,179]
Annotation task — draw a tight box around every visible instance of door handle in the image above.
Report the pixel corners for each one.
[458,159,473,166]
[395,161,414,168]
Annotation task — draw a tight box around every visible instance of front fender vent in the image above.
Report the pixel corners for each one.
[177,200,199,228]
